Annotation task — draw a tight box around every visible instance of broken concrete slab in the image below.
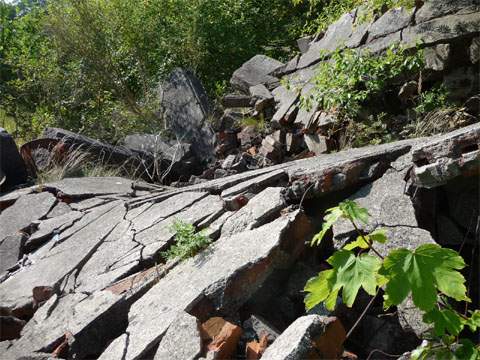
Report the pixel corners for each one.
[154,311,202,360]
[100,211,312,359]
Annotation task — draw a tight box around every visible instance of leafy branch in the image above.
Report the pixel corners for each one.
[304,200,480,358]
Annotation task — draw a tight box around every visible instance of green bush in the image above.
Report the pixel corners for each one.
[303,45,423,118]
[161,220,211,261]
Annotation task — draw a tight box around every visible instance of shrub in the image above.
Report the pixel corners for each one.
[161,220,211,261]
[302,45,423,118]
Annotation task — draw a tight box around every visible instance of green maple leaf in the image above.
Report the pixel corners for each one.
[465,310,480,332]
[344,228,388,251]
[380,244,469,311]
[339,200,369,224]
[311,206,343,246]
[304,250,381,311]
[423,308,465,337]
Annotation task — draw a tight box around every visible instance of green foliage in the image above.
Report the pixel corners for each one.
[161,220,211,261]
[1,0,310,141]
[291,0,415,34]
[304,200,479,358]
[304,45,423,118]
[414,84,452,116]
[305,250,381,310]
[240,116,267,132]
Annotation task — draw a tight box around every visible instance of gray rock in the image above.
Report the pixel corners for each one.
[46,201,72,219]
[43,128,152,178]
[230,55,284,93]
[285,132,305,154]
[304,134,328,155]
[297,35,314,54]
[415,0,479,24]
[222,155,237,170]
[271,86,299,126]
[424,43,451,71]
[161,68,215,160]
[249,84,274,112]
[154,312,202,360]
[101,211,310,359]
[221,187,286,236]
[0,201,125,309]
[259,135,284,164]
[367,6,413,41]
[470,37,480,63]
[0,191,56,241]
[222,94,252,108]
[261,315,342,360]
[45,177,135,198]
[297,11,356,69]
[0,234,26,273]
[443,66,479,100]
[243,314,280,343]
[0,129,28,192]
[412,122,480,188]
[4,291,127,359]
[402,12,480,48]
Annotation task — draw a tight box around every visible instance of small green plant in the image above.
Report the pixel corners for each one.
[161,220,211,261]
[303,45,423,118]
[305,200,480,359]
[414,84,452,116]
[240,116,266,132]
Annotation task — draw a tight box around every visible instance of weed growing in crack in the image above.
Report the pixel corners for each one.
[161,220,211,261]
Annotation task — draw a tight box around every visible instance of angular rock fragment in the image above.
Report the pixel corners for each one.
[411,122,480,188]
[0,191,56,241]
[245,335,268,360]
[271,86,299,126]
[367,6,413,41]
[243,314,280,343]
[154,312,203,360]
[0,234,27,274]
[204,318,242,360]
[261,316,345,360]
[249,84,274,112]
[221,187,286,236]
[304,134,328,155]
[3,291,127,359]
[230,55,284,93]
[259,135,284,164]
[222,94,252,108]
[100,211,312,359]
[424,43,451,71]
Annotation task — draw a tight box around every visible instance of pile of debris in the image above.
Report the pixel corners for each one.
[0,121,478,359]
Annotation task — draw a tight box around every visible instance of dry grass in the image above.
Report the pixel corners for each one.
[36,147,124,184]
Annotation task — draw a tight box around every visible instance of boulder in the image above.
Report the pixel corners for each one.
[230,55,284,93]
[0,129,28,192]
[161,68,215,160]
[415,0,479,24]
